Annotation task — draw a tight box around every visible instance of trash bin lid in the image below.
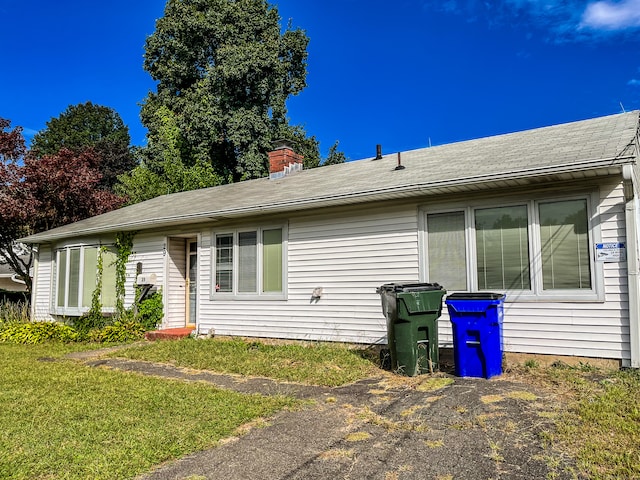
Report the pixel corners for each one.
[378,282,443,293]
[446,292,504,300]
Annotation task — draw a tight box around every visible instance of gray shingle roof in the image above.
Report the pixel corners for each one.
[21,111,640,244]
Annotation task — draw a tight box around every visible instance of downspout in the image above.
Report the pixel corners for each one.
[622,165,640,367]
[30,245,39,321]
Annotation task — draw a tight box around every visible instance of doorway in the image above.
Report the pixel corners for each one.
[187,239,197,326]
[166,236,197,329]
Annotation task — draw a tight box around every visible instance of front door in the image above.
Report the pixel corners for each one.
[187,240,197,326]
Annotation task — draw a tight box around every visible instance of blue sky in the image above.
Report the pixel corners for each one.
[1,0,639,160]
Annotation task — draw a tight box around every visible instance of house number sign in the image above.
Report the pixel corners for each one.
[595,242,626,262]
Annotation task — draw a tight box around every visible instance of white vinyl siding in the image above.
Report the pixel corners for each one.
[126,233,166,309]
[199,206,419,343]
[32,245,54,321]
[26,178,632,362]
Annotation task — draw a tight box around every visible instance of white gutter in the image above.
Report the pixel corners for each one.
[623,165,640,368]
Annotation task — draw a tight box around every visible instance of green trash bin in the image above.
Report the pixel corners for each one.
[377,283,446,376]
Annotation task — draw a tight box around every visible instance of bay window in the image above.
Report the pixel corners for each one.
[422,194,601,301]
[55,245,117,314]
[213,226,285,298]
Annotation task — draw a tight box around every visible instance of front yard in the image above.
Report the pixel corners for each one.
[0,343,297,480]
[1,337,639,479]
[110,337,381,386]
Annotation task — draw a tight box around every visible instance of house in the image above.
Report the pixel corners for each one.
[20,111,640,367]
[0,257,28,293]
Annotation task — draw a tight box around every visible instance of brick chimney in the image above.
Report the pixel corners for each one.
[269,139,304,179]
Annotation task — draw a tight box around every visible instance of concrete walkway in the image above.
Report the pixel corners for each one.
[77,352,576,480]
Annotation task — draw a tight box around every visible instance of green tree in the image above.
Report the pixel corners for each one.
[140,0,313,184]
[117,106,221,204]
[31,102,135,190]
[323,141,347,165]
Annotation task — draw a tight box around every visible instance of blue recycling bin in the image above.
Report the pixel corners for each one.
[445,293,505,379]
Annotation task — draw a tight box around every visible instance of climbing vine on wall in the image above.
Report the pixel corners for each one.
[88,246,106,321]
[114,231,136,318]
[74,246,109,334]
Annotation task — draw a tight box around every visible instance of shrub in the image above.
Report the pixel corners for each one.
[87,320,146,343]
[70,312,110,337]
[135,291,164,331]
[0,321,79,344]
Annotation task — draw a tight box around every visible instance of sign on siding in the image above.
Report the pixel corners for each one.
[595,242,626,262]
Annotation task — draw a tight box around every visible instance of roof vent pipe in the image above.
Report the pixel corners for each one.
[375,144,383,160]
[394,152,405,170]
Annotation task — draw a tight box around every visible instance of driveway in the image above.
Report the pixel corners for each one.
[78,353,577,480]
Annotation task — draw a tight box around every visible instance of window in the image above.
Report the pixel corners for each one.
[426,211,467,290]
[538,199,591,289]
[475,205,530,290]
[213,226,285,298]
[422,194,601,301]
[55,245,117,314]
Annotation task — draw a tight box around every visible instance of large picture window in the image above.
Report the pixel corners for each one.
[423,194,600,301]
[55,245,117,314]
[213,226,285,298]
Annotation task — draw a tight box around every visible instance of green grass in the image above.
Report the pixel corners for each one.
[554,368,640,479]
[0,343,297,480]
[111,337,381,386]
[510,362,640,479]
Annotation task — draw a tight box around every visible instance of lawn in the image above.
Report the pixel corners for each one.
[110,337,381,386]
[509,363,640,479]
[0,343,297,480]
[114,338,640,477]
[3,335,639,479]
